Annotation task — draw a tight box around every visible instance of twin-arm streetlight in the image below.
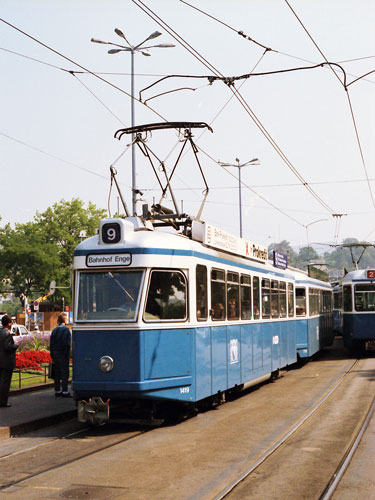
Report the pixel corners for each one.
[91,29,175,215]
[218,157,260,238]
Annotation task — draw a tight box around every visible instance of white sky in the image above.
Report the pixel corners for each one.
[1,0,374,251]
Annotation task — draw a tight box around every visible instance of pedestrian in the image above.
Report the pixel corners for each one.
[0,314,18,408]
[50,313,71,398]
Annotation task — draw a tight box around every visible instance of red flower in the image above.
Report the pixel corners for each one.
[16,350,52,371]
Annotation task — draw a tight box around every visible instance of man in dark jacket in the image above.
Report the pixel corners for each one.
[50,313,71,397]
[0,315,18,408]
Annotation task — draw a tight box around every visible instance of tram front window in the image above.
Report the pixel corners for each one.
[77,271,143,321]
[354,284,375,312]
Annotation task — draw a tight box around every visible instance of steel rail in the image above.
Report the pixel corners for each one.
[0,426,147,492]
[213,359,359,500]
[318,395,375,500]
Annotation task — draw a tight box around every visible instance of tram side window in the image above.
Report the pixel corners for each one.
[271,280,279,318]
[144,270,187,321]
[262,279,271,318]
[288,283,294,317]
[333,291,342,309]
[309,288,319,316]
[241,275,252,319]
[327,291,333,312]
[211,269,226,320]
[196,265,208,320]
[354,284,375,312]
[343,285,352,312]
[227,272,239,320]
[280,282,287,318]
[253,277,260,319]
[296,288,306,316]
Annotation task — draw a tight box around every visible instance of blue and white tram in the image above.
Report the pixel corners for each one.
[332,284,343,335]
[293,268,334,359]
[341,269,375,352]
[72,217,332,424]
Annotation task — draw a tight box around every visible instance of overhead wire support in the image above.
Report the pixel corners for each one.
[131,0,338,217]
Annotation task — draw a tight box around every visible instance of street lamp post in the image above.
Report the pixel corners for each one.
[305,218,328,258]
[91,29,175,215]
[218,157,260,238]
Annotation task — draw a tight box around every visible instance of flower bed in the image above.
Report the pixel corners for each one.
[16,332,51,352]
[16,350,52,372]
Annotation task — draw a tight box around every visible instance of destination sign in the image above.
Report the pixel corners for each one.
[191,221,268,263]
[367,270,375,279]
[86,253,132,267]
[273,251,288,269]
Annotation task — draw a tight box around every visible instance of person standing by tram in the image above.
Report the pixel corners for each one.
[50,313,71,398]
[0,315,18,408]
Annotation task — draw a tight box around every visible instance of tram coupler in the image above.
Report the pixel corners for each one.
[77,397,110,426]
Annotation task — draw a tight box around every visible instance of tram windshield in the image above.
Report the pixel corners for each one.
[76,271,143,321]
[354,284,375,312]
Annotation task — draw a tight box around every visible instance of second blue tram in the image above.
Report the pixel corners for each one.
[72,217,333,424]
[340,269,375,352]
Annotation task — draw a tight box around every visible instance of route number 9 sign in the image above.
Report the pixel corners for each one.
[102,223,121,244]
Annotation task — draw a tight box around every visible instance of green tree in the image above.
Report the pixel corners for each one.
[0,222,60,301]
[294,246,320,270]
[34,199,106,269]
[0,199,107,305]
[268,240,298,267]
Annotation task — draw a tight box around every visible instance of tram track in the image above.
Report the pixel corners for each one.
[213,358,361,500]
[0,350,372,500]
[0,424,148,493]
[318,395,375,500]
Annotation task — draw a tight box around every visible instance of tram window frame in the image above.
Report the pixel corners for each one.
[279,282,287,318]
[327,291,333,313]
[144,269,188,322]
[343,285,352,312]
[253,276,260,319]
[271,280,280,318]
[354,284,375,312]
[196,264,208,321]
[227,272,239,320]
[240,274,252,320]
[309,288,319,316]
[76,270,144,322]
[288,283,294,317]
[262,279,271,318]
[296,287,306,316]
[333,290,342,310]
[211,268,226,320]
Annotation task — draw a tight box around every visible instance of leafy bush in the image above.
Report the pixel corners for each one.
[16,332,51,352]
[16,350,52,371]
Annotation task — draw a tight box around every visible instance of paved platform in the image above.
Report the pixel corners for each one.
[0,385,76,440]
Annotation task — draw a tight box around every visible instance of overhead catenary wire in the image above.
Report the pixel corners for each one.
[0,131,132,186]
[0,32,320,226]
[282,1,375,211]
[176,1,375,86]
[2,9,374,240]
[0,18,168,124]
[131,0,337,217]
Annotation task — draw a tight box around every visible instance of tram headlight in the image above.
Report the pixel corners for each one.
[98,356,114,373]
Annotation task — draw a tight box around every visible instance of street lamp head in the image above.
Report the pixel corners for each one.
[108,48,131,54]
[91,37,108,44]
[114,28,126,40]
[147,31,162,41]
[141,51,151,56]
[151,43,176,48]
